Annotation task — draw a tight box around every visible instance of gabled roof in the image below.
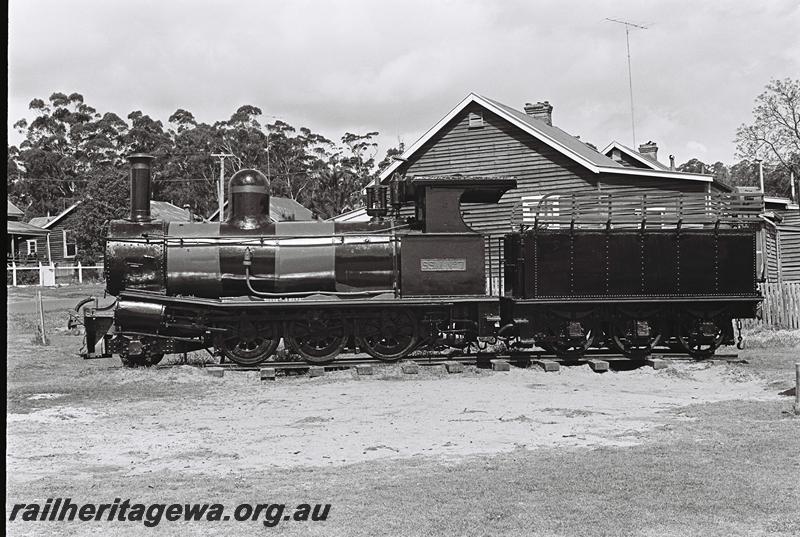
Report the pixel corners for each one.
[8,220,50,237]
[765,196,800,211]
[208,196,313,222]
[379,93,713,184]
[601,140,671,171]
[151,200,191,221]
[327,206,369,223]
[8,200,24,219]
[28,202,82,229]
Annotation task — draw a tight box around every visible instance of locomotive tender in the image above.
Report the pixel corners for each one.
[77,154,763,366]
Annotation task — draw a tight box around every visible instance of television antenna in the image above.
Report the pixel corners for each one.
[606,18,648,147]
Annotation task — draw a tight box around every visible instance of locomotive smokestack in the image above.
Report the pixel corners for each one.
[128,153,155,222]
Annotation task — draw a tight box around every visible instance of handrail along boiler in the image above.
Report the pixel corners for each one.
[76,154,763,366]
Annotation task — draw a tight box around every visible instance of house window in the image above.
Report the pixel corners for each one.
[522,195,560,228]
[468,111,484,129]
[26,240,37,257]
[63,230,77,258]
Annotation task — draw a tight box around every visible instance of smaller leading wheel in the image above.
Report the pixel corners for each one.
[285,312,348,364]
[357,309,419,361]
[677,317,724,360]
[214,318,281,366]
[119,337,164,368]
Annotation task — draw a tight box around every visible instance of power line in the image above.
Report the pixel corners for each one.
[605,18,648,147]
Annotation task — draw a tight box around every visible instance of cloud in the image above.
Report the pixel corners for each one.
[8,0,800,164]
[686,141,708,155]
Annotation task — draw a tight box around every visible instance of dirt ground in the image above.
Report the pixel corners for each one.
[6,285,800,536]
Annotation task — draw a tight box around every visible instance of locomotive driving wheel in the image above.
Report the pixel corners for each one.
[357,309,419,362]
[285,312,348,364]
[677,316,724,360]
[213,317,281,366]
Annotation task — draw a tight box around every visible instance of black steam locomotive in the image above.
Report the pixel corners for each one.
[76,154,763,366]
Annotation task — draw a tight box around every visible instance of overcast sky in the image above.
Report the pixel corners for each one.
[8,0,800,165]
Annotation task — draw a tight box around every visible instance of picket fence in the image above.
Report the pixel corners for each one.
[745,282,800,330]
[6,262,104,287]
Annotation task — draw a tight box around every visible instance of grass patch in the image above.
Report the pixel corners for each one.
[742,327,800,349]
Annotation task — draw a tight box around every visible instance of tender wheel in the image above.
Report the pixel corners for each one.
[539,320,596,359]
[677,317,724,360]
[610,318,662,358]
[214,318,281,366]
[357,309,419,362]
[285,312,348,364]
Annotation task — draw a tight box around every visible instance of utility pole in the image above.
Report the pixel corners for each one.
[211,153,234,221]
[755,159,764,193]
[606,18,648,147]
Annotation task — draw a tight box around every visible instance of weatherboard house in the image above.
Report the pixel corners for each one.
[26,200,197,264]
[333,93,731,228]
[7,200,50,264]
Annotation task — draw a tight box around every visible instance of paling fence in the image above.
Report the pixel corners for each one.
[7,263,104,287]
[743,282,800,330]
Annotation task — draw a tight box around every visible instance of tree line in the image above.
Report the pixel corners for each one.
[7,79,799,263]
[7,93,402,261]
[689,78,800,198]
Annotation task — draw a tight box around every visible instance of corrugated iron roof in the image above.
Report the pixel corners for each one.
[379,93,713,184]
[8,200,24,218]
[601,140,672,171]
[482,96,622,168]
[8,220,50,236]
[150,200,191,221]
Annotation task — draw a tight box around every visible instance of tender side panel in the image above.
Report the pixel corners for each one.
[678,233,716,294]
[606,233,641,296]
[518,227,759,299]
[643,233,678,294]
[572,232,606,296]
[717,231,757,294]
[533,233,571,297]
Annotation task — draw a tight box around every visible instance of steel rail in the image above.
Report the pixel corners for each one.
[152,349,740,372]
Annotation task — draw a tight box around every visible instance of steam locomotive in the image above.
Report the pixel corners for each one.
[76,154,763,367]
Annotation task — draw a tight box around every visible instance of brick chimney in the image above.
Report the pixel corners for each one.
[524,101,553,126]
[638,141,658,163]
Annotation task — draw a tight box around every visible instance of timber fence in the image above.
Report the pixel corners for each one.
[743,282,800,330]
[7,262,104,287]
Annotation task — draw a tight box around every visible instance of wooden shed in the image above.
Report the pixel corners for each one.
[762,197,800,282]
[28,200,196,264]
[28,203,81,264]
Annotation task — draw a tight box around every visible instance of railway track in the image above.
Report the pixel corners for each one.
[153,349,741,373]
